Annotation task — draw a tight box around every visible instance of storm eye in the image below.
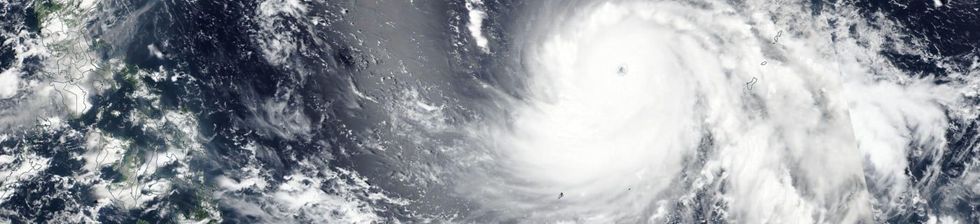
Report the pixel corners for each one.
[617,64,628,75]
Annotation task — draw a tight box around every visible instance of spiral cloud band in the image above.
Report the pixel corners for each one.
[452,1,876,222]
[1,0,975,222]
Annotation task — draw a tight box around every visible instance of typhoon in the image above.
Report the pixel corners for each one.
[0,0,977,223]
